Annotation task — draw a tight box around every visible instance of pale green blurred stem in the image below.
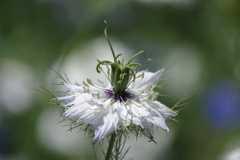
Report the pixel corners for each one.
[105,132,116,160]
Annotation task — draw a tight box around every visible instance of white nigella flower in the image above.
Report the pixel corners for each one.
[54,21,177,145]
[58,69,176,144]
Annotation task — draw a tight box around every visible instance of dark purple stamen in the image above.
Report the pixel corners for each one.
[105,89,135,102]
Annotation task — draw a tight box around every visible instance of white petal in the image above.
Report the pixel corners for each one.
[129,101,150,117]
[78,102,106,124]
[146,116,169,132]
[92,105,119,144]
[64,82,82,91]
[130,69,164,90]
[64,93,93,119]
[57,95,76,105]
[64,102,91,120]
[131,116,143,127]
[69,93,92,106]
[115,102,149,128]
[113,102,131,126]
[77,107,99,123]
[142,100,176,132]
[142,118,154,137]
[149,101,177,119]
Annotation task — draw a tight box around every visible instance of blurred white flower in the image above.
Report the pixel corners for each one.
[58,69,177,144]
[0,59,37,114]
[37,108,92,155]
[221,147,240,160]
[162,45,202,97]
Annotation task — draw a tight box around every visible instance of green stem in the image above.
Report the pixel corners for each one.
[105,132,116,160]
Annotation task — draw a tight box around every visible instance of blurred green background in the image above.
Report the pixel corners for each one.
[1,0,240,160]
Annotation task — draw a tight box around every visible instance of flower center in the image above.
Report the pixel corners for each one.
[105,89,135,102]
[96,21,152,103]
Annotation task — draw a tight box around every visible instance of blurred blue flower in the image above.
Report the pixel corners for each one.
[203,80,240,129]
